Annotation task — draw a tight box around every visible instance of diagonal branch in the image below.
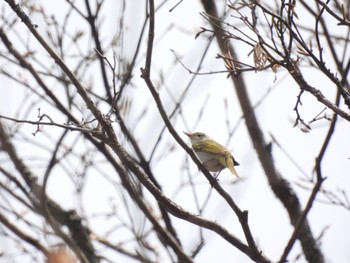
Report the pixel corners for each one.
[200,1,325,262]
[140,0,270,262]
[0,121,95,263]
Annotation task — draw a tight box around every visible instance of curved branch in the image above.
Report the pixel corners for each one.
[200,1,325,262]
[0,211,48,256]
[0,121,96,262]
[140,0,270,262]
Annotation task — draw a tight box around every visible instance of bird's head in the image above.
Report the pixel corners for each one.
[183,131,210,144]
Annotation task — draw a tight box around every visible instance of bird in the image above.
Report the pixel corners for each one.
[184,131,239,178]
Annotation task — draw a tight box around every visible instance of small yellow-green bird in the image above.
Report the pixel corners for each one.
[184,131,240,178]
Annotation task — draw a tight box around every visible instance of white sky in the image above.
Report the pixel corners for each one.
[0,0,349,262]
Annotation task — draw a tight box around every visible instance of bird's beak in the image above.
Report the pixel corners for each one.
[183,131,192,137]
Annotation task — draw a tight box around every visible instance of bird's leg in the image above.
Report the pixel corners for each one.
[214,170,222,179]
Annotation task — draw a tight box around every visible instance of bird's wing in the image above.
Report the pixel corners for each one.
[193,140,239,165]
[193,140,240,177]
[192,139,226,154]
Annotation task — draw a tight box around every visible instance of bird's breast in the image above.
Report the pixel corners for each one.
[195,151,225,172]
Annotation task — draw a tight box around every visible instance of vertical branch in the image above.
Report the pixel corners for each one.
[200,1,325,262]
[84,0,112,101]
[143,0,155,77]
[140,1,269,262]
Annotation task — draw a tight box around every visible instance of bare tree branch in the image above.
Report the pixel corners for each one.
[199,0,325,262]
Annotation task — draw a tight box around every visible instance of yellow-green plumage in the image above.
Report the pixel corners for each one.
[184,132,240,178]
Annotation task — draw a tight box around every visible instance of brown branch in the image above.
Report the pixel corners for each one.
[0,28,80,125]
[314,0,350,26]
[200,0,325,262]
[0,121,96,263]
[98,48,183,245]
[94,235,156,263]
[0,114,94,133]
[2,2,191,260]
[0,211,48,256]
[253,1,350,110]
[102,134,259,261]
[279,176,326,263]
[288,61,350,121]
[279,87,339,263]
[92,3,183,249]
[2,0,105,131]
[139,0,270,262]
[84,0,112,101]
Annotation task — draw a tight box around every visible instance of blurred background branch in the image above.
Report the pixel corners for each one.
[0,0,349,262]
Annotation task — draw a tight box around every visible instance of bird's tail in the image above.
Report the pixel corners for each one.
[226,156,240,178]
